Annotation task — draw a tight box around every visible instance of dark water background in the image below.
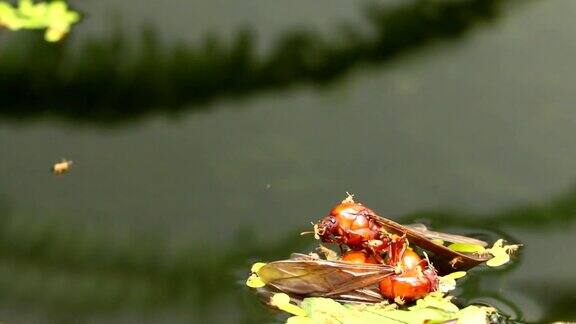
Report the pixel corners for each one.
[1,0,576,322]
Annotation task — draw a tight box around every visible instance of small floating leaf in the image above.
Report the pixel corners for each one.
[246,273,265,288]
[486,252,510,267]
[485,239,520,267]
[444,271,467,280]
[457,305,489,324]
[439,271,467,293]
[251,262,267,273]
[246,262,267,287]
[447,243,486,253]
[492,239,504,249]
[271,293,307,317]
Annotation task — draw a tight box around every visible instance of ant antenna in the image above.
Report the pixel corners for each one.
[342,192,355,204]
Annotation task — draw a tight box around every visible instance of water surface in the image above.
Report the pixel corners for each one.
[1,0,576,322]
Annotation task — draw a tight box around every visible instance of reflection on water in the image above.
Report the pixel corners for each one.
[2,0,576,322]
[0,195,308,322]
[0,0,508,122]
[1,185,576,322]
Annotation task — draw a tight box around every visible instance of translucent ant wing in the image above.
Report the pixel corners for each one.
[254,284,384,305]
[404,223,488,247]
[256,255,395,302]
[335,287,384,303]
[371,216,491,272]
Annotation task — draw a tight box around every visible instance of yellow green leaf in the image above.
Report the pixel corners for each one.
[444,271,467,280]
[0,0,80,41]
[286,316,314,324]
[45,28,63,42]
[456,305,488,324]
[270,293,307,317]
[245,273,265,288]
[485,239,519,267]
[447,243,486,253]
[486,252,510,267]
[431,239,445,246]
[439,271,467,292]
[409,293,459,313]
[250,262,267,273]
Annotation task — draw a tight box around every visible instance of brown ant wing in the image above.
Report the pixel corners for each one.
[254,284,383,305]
[334,287,385,303]
[404,223,488,247]
[370,215,491,272]
[257,257,394,302]
[289,253,317,260]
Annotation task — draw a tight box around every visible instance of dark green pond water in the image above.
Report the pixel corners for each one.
[1,0,576,322]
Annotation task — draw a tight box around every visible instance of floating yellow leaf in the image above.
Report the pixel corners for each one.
[485,239,520,267]
[444,271,467,280]
[251,262,267,273]
[457,305,489,324]
[439,271,468,292]
[246,273,265,288]
[486,252,510,267]
[271,293,307,317]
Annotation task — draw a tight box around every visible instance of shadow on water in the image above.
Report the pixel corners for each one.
[0,0,513,124]
[0,181,575,322]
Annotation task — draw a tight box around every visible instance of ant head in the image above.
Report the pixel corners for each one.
[315,215,338,239]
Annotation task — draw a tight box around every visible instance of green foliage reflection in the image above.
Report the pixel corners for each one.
[0,0,510,123]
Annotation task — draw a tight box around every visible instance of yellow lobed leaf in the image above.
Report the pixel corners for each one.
[486,252,510,267]
[485,239,519,267]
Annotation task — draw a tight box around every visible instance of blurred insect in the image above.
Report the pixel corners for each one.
[313,195,491,272]
[52,159,73,175]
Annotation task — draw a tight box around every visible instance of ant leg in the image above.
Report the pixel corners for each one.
[364,240,386,264]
